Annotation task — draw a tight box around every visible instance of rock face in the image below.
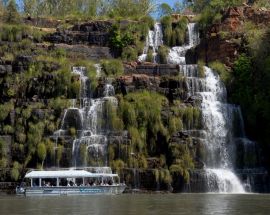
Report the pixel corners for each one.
[23,17,61,28]
[124,62,180,76]
[46,21,112,46]
[197,6,270,66]
[53,44,112,60]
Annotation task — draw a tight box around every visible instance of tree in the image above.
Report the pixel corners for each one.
[4,0,21,23]
[23,0,37,16]
[0,1,5,19]
[158,3,172,18]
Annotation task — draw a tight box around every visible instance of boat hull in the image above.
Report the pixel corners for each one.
[23,185,126,196]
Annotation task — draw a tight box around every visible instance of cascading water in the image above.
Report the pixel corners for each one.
[169,23,246,193]
[138,22,163,63]
[54,65,117,168]
[168,23,199,65]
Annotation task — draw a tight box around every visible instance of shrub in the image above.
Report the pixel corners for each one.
[161,16,173,46]
[112,159,125,174]
[3,125,14,134]
[10,161,20,181]
[101,59,124,77]
[121,46,138,61]
[161,16,188,46]
[0,102,14,121]
[157,45,169,64]
[209,61,231,85]
[140,16,154,30]
[146,49,153,62]
[254,0,270,9]
[37,142,46,168]
[4,0,21,24]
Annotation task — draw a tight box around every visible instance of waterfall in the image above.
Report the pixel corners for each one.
[169,23,245,193]
[53,66,117,168]
[168,23,199,65]
[138,22,163,63]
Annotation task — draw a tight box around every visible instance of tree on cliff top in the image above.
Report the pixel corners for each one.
[4,0,21,23]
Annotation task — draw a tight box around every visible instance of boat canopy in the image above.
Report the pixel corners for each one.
[25,170,118,179]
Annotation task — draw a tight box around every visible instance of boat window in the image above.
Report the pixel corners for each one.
[75,178,83,186]
[59,178,68,186]
[33,178,40,187]
[42,178,57,187]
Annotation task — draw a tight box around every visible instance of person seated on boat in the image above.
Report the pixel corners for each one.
[45,182,51,187]
[67,181,71,187]
[108,180,113,186]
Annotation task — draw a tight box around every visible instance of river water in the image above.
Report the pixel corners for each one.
[1,194,270,215]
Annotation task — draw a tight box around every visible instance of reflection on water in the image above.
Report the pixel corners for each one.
[0,194,270,215]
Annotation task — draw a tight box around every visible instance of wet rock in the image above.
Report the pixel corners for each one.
[61,109,83,131]
[135,63,179,76]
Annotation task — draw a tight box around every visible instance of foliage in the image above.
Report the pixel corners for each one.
[0,102,14,121]
[241,21,266,56]
[169,144,195,183]
[109,25,133,50]
[209,61,231,85]
[10,161,20,181]
[118,91,169,156]
[158,3,173,18]
[192,0,243,33]
[37,142,46,168]
[157,45,169,64]
[21,0,155,19]
[254,0,270,9]
[161,15,188,47]
[48,98,71,115]
[146,49,153,62]
[101,59,124,77]
[121,46,137,62]
[112,159,125,174]
[4,0,21,24]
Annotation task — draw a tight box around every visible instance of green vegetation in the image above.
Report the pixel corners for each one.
[4,0,21,24]
[158,45,169,64]
[101,59,124,77]
[254,0,270,9]
[22,0,155,19]
[161,15,188,47]
[209,61,231,85]
[191,0,243,33]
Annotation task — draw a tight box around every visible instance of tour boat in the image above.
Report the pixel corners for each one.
[16,168,126,196]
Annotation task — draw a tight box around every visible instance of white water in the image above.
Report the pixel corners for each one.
[138,22,163,63]
[168,23,199,65]
[206,169,245,193]
[169,23,245,193]
[54,66,117,167]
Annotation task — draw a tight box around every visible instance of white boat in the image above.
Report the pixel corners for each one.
[16,168,126,196]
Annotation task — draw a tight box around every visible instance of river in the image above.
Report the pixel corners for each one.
[1,194,270,215]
